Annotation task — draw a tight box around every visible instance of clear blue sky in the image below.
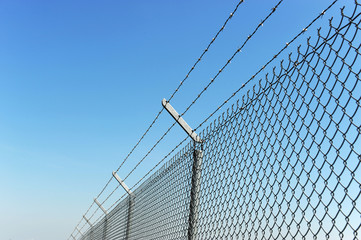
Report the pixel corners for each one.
[0,0,352,239]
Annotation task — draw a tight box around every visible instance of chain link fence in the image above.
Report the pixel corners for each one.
[79,1,361,239]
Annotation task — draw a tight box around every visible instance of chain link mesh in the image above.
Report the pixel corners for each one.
[79,1,361,239]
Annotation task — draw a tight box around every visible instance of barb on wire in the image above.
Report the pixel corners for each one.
[123,121,177,181]
[108,0,340,211]
[167,0,245,102]
[193,0,339,132]
[74,0,361,239]
[181,0,284,117]
[68,1,246,238]
[130,136,189,190]
[114,0,246,174]
[73,3,289,231]
[69,0,341,239]
[120,0,284,182]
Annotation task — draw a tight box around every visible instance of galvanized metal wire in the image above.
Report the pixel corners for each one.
[122,0,284,183]
[72,1,286,233]
[68,1,247,237]
[75,0,361,239]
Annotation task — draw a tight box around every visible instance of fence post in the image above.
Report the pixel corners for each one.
[93,198,108,239]
[112,171,134,240]
[187,144,203,240]
[161,98,203,240]
[125,195,134,239]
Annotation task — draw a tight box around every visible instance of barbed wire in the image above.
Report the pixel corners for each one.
[192,0,339,133]
[107,0,340,217]
[181,0,284,117]
[75,204,104,238]
[68,201,96,239]
[71,0,291,233]
[76,136,190,238]
[130,136,189,190]
[74,221,88,239]
[98,0,288,209]
[114,0,246,174]
[108,192,128,210]
[68,1,246,238]
[120,0,284,183]
[167,0,246,102]
[69,0,340,238]
[123,121,177,180]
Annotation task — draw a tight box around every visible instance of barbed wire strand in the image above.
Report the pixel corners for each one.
[181,0,284,117]
[68,2,246,238]
[69,0,339,238]
[76,207,101,237]
[75,136,190,236]
[121,0,284,182]
[120,0,339,202]
[192,0,338,133]
[131,136,189,190]
[167,0,246,102]
[74,1,288,233]
[68,201,96,239]
[114,0,246,174]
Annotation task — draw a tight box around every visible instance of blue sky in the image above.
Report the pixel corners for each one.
[0,0,354,239]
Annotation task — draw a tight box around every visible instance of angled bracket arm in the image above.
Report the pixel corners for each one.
[94,198,108,215]
[112,171,134,196]
[112,172,135,239]
[83,215,92,228]
[162,98,202,143]
[76,227,83,237]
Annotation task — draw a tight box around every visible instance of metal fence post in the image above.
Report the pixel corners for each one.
[187,144,203,240]
[113,171,134,240]
[161,98,203,240]
[125,194,134,239]
[93,197,109,239]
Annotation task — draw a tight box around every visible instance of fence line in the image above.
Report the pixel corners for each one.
[72,0,361,239]
[69,1,248,236]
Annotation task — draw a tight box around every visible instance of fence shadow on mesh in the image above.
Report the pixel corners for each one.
[80,2,361,239]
